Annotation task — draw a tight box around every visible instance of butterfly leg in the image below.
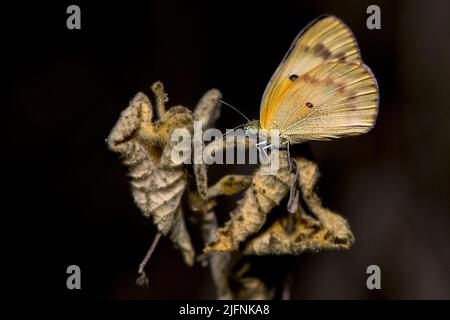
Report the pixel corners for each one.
[261,143,274,162]
[287,158,299,214]
[255,140,267,148]
[280,141,293,172]
[256,140,269,161]
[285,141,293,171]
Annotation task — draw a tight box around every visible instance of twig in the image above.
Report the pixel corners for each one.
[138,231,162,274]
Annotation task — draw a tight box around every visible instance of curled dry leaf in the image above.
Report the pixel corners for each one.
[107,82,222,266]
[205,150,296,252]
[193,88,222,130]
[243,209,352,255]
[243,156,354,255]
[207,175,252,198]
[193,88,222,200]
[204,150,354,255]
[203,132,258,167]
[202,153,353,299]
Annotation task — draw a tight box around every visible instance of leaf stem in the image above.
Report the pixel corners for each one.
[138,232,162,274]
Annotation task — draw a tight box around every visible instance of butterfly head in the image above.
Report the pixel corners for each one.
[244,120,260,135]
[245,120,286,145]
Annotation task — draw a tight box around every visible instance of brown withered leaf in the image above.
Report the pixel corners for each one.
[207,175,252,198]
[193,88,222,130]
[107,82,222,266]
[200,154,353,300]
[203,131,258,166]
[205,150,295,252]
[193,88,222,200]
[244,157,354,255]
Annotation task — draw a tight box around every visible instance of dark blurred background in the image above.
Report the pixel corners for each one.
[5,0,450,299]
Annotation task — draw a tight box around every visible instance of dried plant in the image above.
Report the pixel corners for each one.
[107,82,221,282]
[107,81,354,299]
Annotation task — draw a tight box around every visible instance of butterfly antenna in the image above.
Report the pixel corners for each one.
[220,122,249,138]
[218,98,251,122]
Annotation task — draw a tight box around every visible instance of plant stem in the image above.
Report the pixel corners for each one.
[138,231,162,274]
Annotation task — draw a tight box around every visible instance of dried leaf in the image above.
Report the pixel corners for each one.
[204,133,258,165]
[108,82,222,266]
[207,175,252,198]
[296,156,355,248]
[194,89,222,130]
[194,163,208,200]
[205,151,295,252]
[193,89,222,200]
[243,157,354,255]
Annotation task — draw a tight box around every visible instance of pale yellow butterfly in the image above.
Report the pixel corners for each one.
[243,15,378,153]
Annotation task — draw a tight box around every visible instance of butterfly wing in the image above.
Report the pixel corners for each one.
[264,61,378,143]
[260,15,362,128]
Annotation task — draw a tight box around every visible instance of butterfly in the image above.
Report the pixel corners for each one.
[243,15,379,160]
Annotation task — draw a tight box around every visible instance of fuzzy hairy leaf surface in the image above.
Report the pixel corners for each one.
[107,82,222,265]
[205,150,295,252]
[244,157,354,255]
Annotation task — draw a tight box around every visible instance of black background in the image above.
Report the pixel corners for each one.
[5,0,450,299]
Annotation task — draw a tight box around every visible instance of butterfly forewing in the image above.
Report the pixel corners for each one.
[265,61,378,143]
[260,15,362,128]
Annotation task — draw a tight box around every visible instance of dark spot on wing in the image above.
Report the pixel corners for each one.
[289,74,299,81]
[334,52,346,61]
[303,74,318,84]
[321,49,332,59]
[313,43,332,60]
[306,102,313,108]
[313,43,325,53]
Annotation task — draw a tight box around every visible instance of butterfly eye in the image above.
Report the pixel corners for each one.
[306,102,313,108]
[246,126,256,135]
[289,74,299,81]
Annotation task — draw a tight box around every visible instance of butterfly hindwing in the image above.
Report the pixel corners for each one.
[264,61,378,143]
[260,15,362,128]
